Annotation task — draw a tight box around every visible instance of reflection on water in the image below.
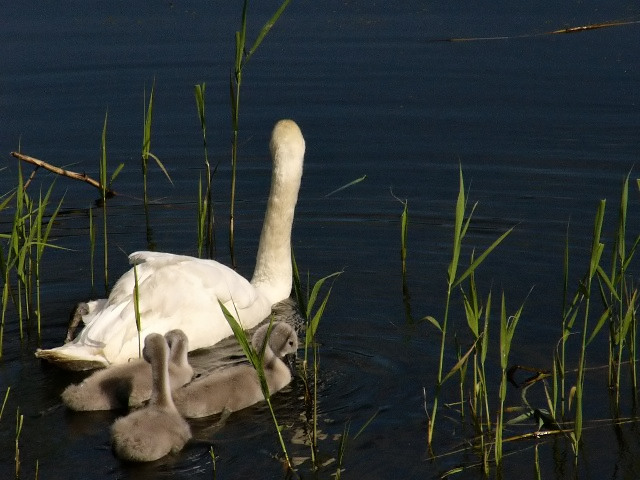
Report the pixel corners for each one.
[1,0,640,478]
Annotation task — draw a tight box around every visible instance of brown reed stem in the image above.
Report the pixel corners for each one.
[10,152,116,197]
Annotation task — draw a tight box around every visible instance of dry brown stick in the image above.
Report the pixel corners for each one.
[548,19,640,34]
[10,151,117,197]
[23,164,40,190]
[448,18,640,42]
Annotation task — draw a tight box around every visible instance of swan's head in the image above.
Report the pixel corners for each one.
[164,329,189,364]
[142,333,167,364]
[270,119,305,168]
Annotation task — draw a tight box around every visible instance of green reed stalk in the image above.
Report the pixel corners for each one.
[141,82,172,201]
[601,174,640,403]
[0,387,9,421]
[573,199,606,456]
[194,83,215,258]
[133,264,142,359]
[141,80,171,251]
[15,407,23,478]
[99,111,109,291]
[495,293,525,470]
[399,198,413,322]
[14,170,32,334]
[615,292,637,404]
[229,0,292,267]
[334,421,349,480]
[8,172,65,340]
[219,301,294,472]
[34,184,64,337]
[209,446,217,480]
[292,249,341,469]
[196,174,207,258]
[630,293,638,400]
[0,190,17,356]
[333,411,377,479]
[400,198,408,281]
[89,206,95,287]
[12,165,38,339]
[534,444,541,480]
[606,175,628,391]
[310,340,319,466]
[461,266,492,472]
[141,80,154,207]
[428,166,512,449]
[291,250,341,369]
[558,222,574,419]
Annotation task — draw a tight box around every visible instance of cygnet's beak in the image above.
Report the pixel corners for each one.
[284,352,297,372]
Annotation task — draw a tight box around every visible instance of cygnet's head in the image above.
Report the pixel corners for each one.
[142,333,167,364]
[253,322,298,361]
[164,329,189,364]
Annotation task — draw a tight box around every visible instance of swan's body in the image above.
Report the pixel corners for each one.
[61,330,193,410]
[36,120,305,369]
[173,322,298,418]
[111,333,191,462]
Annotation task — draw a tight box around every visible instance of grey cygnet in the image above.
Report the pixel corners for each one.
[61,329,193,411]
[173,322,298,418]
[111,333,192,462]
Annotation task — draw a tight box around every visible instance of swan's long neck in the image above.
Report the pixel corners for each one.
[251,120,305,304]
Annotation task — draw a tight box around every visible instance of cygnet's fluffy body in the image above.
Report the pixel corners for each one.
[111,333,191,462]
[61,330,193,411]
[173,322,298,418]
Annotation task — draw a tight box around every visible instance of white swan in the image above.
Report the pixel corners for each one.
[36,119,305,368]
[173,322,298,418]
[111,333,191,462]
[61,329,193,411]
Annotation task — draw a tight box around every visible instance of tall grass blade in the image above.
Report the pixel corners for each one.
[0,387,9,421]
[194,82,215,258]
[429,165,511,449]
[218,301,294,471]
[89,206,95,287]
[133,264,142,358]
[495,292,526,468]
[324,174,367,197]
[246,0,293,60]
[398,197,413,322]
[15,408,23,478]
[100,111,109,291]
[34,184,65,337]
[141,79,155,206]
[574,199,607,455]
[452,226,513,288]
[228,0,292,266]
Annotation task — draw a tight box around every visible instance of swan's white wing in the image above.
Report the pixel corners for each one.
[49,252,271,365]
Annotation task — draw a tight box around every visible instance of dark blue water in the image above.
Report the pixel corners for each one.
[1,1,640,478]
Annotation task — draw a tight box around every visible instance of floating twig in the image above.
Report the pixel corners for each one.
[448,18,640,42]
[10,151,116,197]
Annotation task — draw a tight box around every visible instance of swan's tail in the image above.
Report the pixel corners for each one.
[35,345,109,371]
